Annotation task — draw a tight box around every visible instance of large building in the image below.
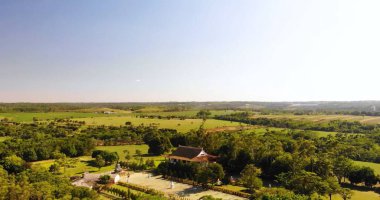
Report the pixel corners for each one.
[167,145,218,163]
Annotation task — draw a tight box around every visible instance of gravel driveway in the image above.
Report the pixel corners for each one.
[124,172,247,200]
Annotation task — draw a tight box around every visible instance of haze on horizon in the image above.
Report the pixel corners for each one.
[1,0,380,103]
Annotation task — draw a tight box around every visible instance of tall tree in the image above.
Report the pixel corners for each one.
[95,155,105,170]
[240,164,263,193]
[333,156,353,184]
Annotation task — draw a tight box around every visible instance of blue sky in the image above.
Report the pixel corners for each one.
[1,0,380,102]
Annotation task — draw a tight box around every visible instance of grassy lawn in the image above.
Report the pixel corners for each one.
[31,156,115,177]
[75,116,245,132]
[353,161,380,175]
[330,190,380,200]
[97,145,165,164]
[31,145,164,177]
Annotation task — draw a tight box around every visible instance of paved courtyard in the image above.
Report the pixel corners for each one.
[124,172,247,200]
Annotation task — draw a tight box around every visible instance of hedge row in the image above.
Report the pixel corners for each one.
[103,186,138,199]
[209,185,250,198]
[118,182,165,196]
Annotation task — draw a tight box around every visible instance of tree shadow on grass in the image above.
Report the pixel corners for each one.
[83,159,98,168]
[139,153,159,158]
[341,183,380,194]
[176,186,206,197]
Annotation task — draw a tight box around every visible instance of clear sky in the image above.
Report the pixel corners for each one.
[1,0,380,102]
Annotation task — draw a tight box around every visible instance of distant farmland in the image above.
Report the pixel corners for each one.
[251,114,380,124]
[136,110,242,117]
[75,116,245,132]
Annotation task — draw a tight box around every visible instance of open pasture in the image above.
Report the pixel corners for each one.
[240,126,337,137]
[251,114,380,125]
[75,116,245,132]
[136,110,243,118]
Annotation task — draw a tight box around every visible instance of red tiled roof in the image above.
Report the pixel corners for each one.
[167,145,218,163]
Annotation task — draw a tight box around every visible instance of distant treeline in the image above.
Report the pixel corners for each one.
[137,115,189,120]
[0,103,137,112]
[0,103,194,113]
[1,101,380,115]
[287,110,380,117]
[215,112,380,134]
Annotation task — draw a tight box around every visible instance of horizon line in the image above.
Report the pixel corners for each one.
[1,100,380,104]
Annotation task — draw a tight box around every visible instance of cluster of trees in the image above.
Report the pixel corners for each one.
[0,136,94,162]
[0,123,95,162]
[150,125,380,197]
[119,159,155,171]
[216,112,380,133]
[0,166,97,199]
[81,125,144,145]
[82,124,178,150]
[239,164,263,192]
[144,133,173,155]
[118,149,155,171]
[156,161,225,186]
[0,121,81,137]
[136,110,212,121]
[347,166,378,187]
[196,110,212,120]
[137,114,188,120]
[91,150,119,169]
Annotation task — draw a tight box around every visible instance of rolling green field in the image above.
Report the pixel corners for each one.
[251,114,380,125]
[241,126,337,137]
[354,160,380,175]
[75,116,245,132]
[31,145,164,177]
[137,110,243,117]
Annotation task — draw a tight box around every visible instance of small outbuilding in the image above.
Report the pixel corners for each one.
[72,172,121,189]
